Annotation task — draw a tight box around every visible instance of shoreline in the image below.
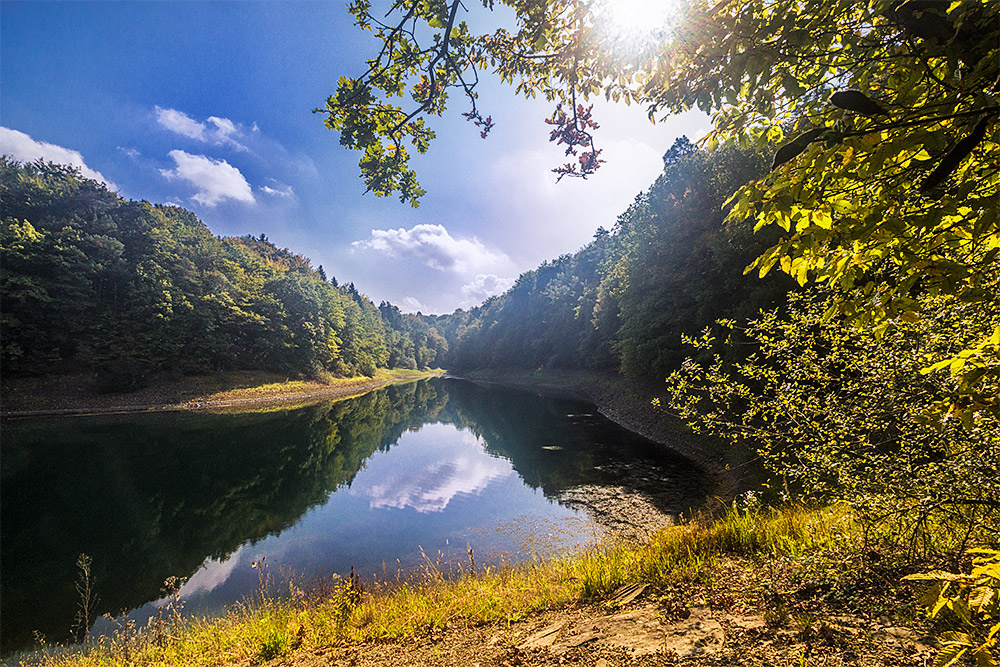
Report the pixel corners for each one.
[448,368,756,501]
[2,366,753,499]
[0,368,444,419]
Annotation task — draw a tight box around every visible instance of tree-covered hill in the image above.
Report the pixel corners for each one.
[427,138,794,380]
[1,157,446,387]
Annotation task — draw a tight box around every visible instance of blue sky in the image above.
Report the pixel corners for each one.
[1,1,708,314]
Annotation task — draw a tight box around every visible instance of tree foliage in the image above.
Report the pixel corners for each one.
[664,289,999,549]
[0,158,444,384]
[324,0,999,417]
[429,138,792,377]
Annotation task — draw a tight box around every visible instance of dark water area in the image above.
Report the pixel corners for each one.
[0,378,710,655]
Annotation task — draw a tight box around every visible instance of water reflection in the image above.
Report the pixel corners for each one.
[353,425,512,513]
[175,548,245,599]
[1,378,708,655]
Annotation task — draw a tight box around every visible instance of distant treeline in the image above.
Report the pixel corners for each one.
[2,139,789,388]
[430,138,794,379]
[1,157,446,388]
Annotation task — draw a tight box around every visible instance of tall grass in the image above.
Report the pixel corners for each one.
[14,504,847,667]
[568,503,849,600]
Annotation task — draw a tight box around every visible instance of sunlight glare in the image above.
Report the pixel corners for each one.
[603,0,678,35]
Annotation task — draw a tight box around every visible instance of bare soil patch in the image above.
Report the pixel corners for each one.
[283,594,931,667]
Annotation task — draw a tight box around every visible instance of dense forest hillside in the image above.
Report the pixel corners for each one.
[427,138,794,380]
[0,157,446,387]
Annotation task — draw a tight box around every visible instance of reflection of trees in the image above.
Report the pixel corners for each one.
[437,380,707,512]
[0,378,704,654]
[434,382,706,513]
[0,380,446,653]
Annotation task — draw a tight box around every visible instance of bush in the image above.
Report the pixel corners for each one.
[905,549,1000,667]
[665,290,1000,555]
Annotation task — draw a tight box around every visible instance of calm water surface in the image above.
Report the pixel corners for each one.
[0,378,708,654]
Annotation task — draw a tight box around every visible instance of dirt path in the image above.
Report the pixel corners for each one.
[286,594,930,667]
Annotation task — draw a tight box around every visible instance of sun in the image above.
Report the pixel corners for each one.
[601,0,679,35]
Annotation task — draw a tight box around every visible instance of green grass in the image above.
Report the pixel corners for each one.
[567,502,851,600]
[15,503,852,667]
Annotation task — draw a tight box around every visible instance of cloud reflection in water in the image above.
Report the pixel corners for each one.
[352,426,512,513]
[179,547,244,596]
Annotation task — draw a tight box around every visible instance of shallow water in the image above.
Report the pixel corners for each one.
[0,377,708,654]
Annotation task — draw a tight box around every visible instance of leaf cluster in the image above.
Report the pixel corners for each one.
[905,549,1000,667]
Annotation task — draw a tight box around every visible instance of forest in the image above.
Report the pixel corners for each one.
[4,138,794,386]
[0,157,447,387]
[430,138,793,379]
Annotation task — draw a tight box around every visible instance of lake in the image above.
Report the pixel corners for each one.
[0,377,709,655]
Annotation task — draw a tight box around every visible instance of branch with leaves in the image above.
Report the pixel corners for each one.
[325,0,999,418]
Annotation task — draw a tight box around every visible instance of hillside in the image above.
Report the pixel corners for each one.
[1,158,448,388]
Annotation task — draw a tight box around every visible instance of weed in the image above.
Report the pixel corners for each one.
[328,569,364,632]
[257,628,289,661]
[148,576,186,647]
[252,557,272,603]
[71,554,98,643]
[764,598,790,628]
[102,614,139,664]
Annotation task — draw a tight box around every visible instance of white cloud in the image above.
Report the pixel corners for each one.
[155,106,247,150]
[155,107,206,140]
[160,150,255,207]
[0,126,118,190]
[357,447,511,513]
[260,182,294,198]
[178,548,243,596]
[402,296,429,312]
[207,116,237,138]
[461,274,514,303]
[353,223,509,274]
[117,146,141,160]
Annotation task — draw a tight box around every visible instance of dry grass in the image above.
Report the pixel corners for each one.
[13,504,855,667]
